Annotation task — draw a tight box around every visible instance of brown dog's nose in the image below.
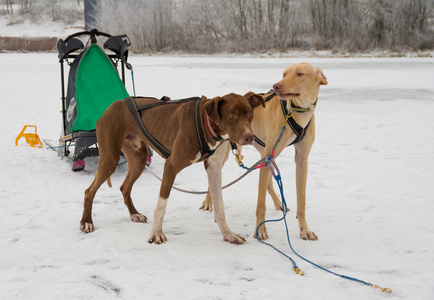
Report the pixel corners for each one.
[273,83,282,92]
[243,133,254,145]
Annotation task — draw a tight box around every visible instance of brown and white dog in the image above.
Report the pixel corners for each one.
[201,62,327,241]
[80,93,264,244]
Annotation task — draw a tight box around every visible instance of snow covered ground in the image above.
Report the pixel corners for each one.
[1,52,434,300]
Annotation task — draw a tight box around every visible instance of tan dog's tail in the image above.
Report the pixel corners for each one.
[107,177,112,188]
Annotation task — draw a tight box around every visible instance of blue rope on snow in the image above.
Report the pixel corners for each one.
[254,172,302,274]
[255,162,391,291]
[237,119,392,292]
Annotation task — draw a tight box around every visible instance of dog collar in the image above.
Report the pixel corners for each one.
[204,111,225,141]
[266,90,317,113]
[290,97,318,113]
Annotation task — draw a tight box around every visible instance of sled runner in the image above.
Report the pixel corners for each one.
[57,29,152,170]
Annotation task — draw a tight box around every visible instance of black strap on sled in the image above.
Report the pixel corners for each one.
[124,96,218,161]
[253,92,313,148]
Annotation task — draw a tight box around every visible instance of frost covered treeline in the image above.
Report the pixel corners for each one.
[2,0,433,53]
[2,0,83,24]
[96,0,433,53]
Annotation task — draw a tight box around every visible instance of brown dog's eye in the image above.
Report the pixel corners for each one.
[228,113,235,120]
[247,112,253,119]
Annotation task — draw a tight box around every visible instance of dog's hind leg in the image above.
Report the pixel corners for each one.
[255,166,271,240]
[120,137,148,223]
[80,154,120,233]
[80,111,124,233]
[267,175,289,211]
[199,190,213,211]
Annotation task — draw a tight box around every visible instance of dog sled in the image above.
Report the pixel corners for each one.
[56,29,151,170]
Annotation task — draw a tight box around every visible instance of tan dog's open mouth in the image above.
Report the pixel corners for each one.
[278,92,300,98]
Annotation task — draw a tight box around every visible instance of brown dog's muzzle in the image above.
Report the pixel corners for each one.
[242,133,254,145]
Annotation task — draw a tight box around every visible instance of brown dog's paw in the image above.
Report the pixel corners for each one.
[223,232,246,245]
[130,213,147,223]
[80,222,94,233]
[300,227,318,240]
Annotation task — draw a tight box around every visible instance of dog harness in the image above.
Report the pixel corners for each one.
[254,92,317,148]
[124,96,225,161]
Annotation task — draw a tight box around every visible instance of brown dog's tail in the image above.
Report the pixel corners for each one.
[107,177,112,188]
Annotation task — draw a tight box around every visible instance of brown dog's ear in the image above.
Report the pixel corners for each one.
[244,91,256,98]
[246,93,265,108]
[203,96,224,123]
[316,68,328,86]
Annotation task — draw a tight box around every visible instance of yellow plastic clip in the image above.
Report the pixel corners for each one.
[371,284,392,293]
[293,267,304,276]
[15,125,43,148]
[233,148,244,166]
[282,112,292,127]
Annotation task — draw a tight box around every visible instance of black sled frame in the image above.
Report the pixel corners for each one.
[57,29,132,161]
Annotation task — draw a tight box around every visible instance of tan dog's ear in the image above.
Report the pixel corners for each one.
[246,93,265,108]
[203,96,224,123]
[316,68,328,86]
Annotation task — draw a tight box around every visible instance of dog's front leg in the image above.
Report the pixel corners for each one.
[205,148,246,244]
[199,142,231,212]
[255,136,288,240]
[294,117,318,241]
[148,161,178,244]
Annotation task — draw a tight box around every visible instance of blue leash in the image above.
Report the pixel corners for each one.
[46,144,74,149]
[237,122,392,292]
[257,163,391,291]
[130,65,136,97]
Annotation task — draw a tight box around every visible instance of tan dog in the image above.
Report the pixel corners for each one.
[201,62,327,241]
[80,93,264,244]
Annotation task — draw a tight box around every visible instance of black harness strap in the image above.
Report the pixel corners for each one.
[136,96,202,111]
[195,100,215,161]
[253,92,312,148]
[253,91,275,148]
[124,96,171,158]
[254,135,266,148]
[280,99,311,146]
[263,91,277,102]
[124,96,217,161]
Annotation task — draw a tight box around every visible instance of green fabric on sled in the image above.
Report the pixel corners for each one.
[72,44,129,132]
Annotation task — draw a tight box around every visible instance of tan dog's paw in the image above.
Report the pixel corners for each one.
[148,231,167,244]
[254,225,269,241]
[300,227,318,240]
[223,232,246,244]
[130,213,147,223]
[80,222,94,233]
[199,199,213,212]
[274,202,290,212]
